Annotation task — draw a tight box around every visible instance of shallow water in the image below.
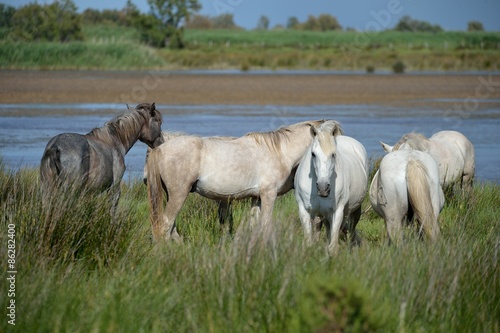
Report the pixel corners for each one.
[0,103,498,183]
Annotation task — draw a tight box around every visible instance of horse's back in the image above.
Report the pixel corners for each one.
[154,136,203,185]
[378,150,442,210]
[430,130,475,185]
[41,133,91,187]
[336,136,369,203]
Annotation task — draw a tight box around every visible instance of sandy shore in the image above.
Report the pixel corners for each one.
[1,70,499,109]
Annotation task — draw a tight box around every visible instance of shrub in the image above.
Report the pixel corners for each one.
[392,60,406,73]
[8,0,83,42]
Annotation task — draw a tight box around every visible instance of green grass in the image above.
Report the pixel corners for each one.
[0,159,499,332]
[0,25,499,71]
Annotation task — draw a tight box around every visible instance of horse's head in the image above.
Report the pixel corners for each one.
[309,120,343,197]
[131,102,163,148]
[381,132,429,154]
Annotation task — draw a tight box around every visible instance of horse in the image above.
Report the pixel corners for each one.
[143,131,237,232]
[40,102,162,212]
[380,131,475,192]
[369,149,444,245]
[294,121,368,254]
[146,120,326,241]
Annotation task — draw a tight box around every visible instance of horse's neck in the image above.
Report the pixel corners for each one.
[282,129,315,168]
[88,119,143,156]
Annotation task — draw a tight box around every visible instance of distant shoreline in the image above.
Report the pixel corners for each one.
[1,70,499,109]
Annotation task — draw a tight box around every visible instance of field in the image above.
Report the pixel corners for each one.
[0,25,499,71]
[0,160,499,332]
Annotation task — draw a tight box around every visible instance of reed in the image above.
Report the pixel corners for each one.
[0,161,498,332]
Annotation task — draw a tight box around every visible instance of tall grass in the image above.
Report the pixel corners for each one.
[0,160,498,332]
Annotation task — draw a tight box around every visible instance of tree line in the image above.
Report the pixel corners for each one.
[0,0,487,49]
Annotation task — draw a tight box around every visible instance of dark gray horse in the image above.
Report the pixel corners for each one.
[40,102,162,211]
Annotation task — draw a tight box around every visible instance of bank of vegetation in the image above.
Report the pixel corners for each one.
[0,0,500,73]
[0,160,499,332]
[0,1,499,72]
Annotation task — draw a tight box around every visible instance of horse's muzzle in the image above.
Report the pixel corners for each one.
[316,182,330,197]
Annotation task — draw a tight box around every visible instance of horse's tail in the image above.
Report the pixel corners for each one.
[406,160,439,241]
[40,146,62,189]
[146,148,165,241]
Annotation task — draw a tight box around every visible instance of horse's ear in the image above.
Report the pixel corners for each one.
[380,141,393,153]
[149,102,157,116]
[310,125,318,137]
[331,122,343,137]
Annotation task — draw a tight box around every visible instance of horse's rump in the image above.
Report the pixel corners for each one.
[406,159,439,240]
[146,148,166,238]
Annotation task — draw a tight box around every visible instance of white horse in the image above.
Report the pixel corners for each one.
[381,131,475,192]
[146,120,326,241]
[294,121,368,254]
[370,149,445,245]
[143,131,237,232]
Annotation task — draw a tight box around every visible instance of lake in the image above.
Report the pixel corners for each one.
[0,102,498,183]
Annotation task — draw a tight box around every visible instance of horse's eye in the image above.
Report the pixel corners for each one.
[311,152,316,158]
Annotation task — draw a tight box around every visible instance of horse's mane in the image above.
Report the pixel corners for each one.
[394,132,429,151]
[162,130,186,141]
[87,106,157,147]
[245,120,325,154]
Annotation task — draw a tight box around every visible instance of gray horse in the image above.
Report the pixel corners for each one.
[40,102,162,211]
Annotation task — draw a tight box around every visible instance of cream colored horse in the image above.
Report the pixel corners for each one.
[143,131,237,232]
[381,131,475,192]
[294,121,368,254]
[147,120,326,241]
[370,150,444,245]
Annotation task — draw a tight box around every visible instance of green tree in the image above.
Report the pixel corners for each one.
[9,0,83,42]
[0,3,16,28]
[144,0,201,48]
[467,20,484,32]
[257,15,269,30]
[303,15,319,30]
[211,13,237,29]
[303,14,341,31]
[317,14,341,31]
[286,16,299,29]
[185,14,213,29]
[394,15,442,33]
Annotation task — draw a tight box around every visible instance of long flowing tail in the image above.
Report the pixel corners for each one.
[146,149,166,241]
[406,160,439,241]
[40,146,62,190]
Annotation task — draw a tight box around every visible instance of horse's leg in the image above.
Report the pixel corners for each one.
[297,202,313,245]
[327,205,345,255]
[314,216,323,241]
[218,201,233,235]
[384,213,404,246]
[348,206,362,247]
[249,197,261,228]
[259,188,277,228]
[110,184,121,218]
[161,185,191,242]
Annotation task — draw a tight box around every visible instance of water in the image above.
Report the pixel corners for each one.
[0,103,499,183]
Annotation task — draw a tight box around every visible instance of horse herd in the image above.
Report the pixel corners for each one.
[40,102,475,254]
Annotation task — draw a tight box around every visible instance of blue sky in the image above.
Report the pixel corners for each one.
[3,0,500,31]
